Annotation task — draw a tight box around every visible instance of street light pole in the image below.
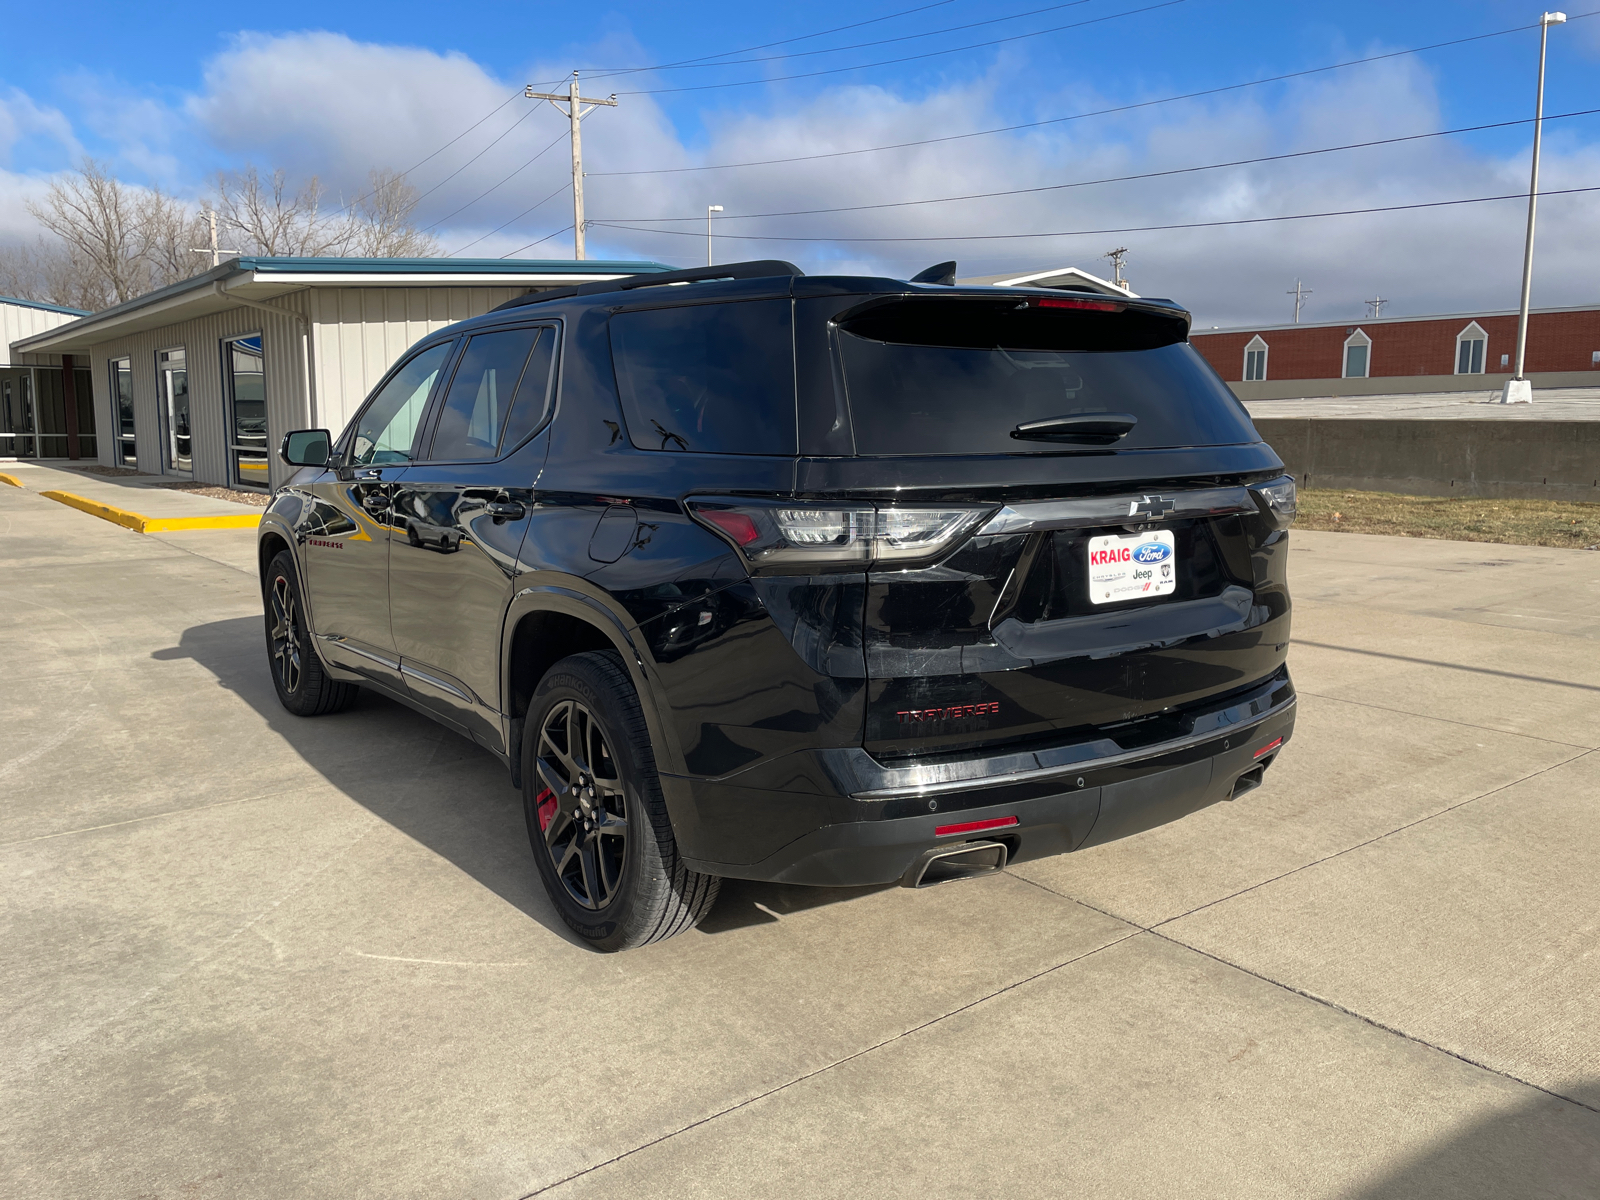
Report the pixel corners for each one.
[1504,11,1566,404]
[707,205,723,266]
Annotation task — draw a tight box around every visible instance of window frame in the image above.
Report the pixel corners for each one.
[1243,335,1269,382]
[334,336,462,468]
[416,319,563,465]
[156,345,190,476]
[1342,328,1372,380]
[109,355,136,467]
[221,332,269,490]
[1454,322,1488,376]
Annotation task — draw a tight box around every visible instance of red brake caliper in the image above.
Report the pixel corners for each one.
[535,787,557,832]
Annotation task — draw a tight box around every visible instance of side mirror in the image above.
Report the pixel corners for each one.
[281,429,332,468]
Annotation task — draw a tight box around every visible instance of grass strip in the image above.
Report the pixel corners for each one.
[1297,488,1600,550]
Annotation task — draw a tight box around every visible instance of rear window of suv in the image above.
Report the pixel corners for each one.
[834,296,1258,455]
[611,299,797,455]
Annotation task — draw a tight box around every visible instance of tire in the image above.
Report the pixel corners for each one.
[523,650,720,951]
[263,549,359,717]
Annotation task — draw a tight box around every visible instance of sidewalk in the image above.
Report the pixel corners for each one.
[0,462,264,530]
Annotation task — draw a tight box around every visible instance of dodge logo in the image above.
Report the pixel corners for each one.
[1128,495,1175,520]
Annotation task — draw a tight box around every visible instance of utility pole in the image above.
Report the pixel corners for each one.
[1505,11,1567,404]
[1288,280,1312,323]
[1366,295,1388,318]
[1102,246,1130,292]
[189,210,241,268]
[526,72,619,261]
[706,205,723,266]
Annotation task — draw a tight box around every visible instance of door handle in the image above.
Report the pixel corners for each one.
[487,501,526,523]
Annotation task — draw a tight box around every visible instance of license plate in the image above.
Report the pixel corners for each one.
[1086,530,1177,605]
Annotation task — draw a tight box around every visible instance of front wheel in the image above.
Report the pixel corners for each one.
[523,651,719,951]
[263,549,358,717]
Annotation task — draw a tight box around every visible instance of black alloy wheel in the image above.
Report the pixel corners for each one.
[267,572,304,696]
[533,699,629,911]
[522,651,720,950]
[263,550,358,717]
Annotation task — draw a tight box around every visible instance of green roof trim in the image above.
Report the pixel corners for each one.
[0,294,92,316]
[233,257,673,275]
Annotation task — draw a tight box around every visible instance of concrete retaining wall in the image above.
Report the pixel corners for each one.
[1254,418,1600,502]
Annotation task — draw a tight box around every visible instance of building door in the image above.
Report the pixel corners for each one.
[1,372,36,458]
[157,348,191,475]
[111,357,136,467]
[223,335,267,490]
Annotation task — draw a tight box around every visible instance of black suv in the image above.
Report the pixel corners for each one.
[262,260,1296,951]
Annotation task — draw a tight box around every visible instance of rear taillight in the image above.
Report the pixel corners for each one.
[688,498,989,574]
[1251,475,1297,528]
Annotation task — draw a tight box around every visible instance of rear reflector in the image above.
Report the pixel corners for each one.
[699,509,761,546]
[935,815,1019,837]
[1253,737,1283,759]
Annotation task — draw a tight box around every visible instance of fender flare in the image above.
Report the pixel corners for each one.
[500,581,686,778]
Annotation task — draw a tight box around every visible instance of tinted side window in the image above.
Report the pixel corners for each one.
[429,326,555,461]
[610,299,796,455]
[350,342,453,465]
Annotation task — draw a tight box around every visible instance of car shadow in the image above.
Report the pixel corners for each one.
[159,616,884,948]
[1341,1080,1600,1199]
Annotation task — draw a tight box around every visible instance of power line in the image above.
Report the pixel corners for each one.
[618,0,1185,95]
[411,104,548,207]
[448,180,571,255]
[595,107,1600,223]
[427,130,569,232]
[592,184,1600,245]
[584,0,1094,79]
[580,0,958,79]
[589,13,1600,175]
[502,224,576,258]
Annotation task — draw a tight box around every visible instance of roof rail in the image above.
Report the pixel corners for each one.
[491,259,804,312]
[574,259,803,296]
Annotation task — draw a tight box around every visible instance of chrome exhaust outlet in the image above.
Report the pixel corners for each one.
[901,840,1009,889]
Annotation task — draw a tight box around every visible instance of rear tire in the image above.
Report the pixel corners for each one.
[523,650,720,951]
[263,549,358,717]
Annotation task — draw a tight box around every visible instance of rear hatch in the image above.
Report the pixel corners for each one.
[796,288,1294,759]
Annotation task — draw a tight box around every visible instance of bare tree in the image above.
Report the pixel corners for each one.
[144,190,209,289]
[26,159,150,305]
[345,169,440,257]
[213,166,347,257]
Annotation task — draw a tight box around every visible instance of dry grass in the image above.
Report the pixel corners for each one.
[1297,488,1600,550]
[72,464,149,477]
[150,481,270,507]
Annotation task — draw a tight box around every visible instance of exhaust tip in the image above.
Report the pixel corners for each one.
[901,840,1009,888]
[1230,765,1265,799]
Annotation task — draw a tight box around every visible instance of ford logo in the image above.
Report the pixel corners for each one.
[1132,542,1172,564]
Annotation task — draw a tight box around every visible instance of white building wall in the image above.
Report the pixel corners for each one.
[1,300,82,368]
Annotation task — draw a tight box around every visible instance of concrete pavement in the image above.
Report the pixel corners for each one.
[2,484,1597,1199]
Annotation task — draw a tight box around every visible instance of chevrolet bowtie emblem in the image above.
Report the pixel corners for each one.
[1128,495,1176,519]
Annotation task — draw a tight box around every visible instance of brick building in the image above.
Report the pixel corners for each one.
[1190,304,1600,400]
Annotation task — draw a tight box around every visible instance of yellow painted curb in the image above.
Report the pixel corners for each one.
[0,472,23,488]
[39,490,262,534]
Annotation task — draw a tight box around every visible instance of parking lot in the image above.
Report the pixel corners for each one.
[3,475,1598,1198]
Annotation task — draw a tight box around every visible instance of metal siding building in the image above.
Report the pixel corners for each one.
[10,258,669,489]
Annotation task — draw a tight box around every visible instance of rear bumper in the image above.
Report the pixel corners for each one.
[672,669,1297,886]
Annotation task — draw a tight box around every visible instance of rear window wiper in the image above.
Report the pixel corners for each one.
[1010,412,1138,444]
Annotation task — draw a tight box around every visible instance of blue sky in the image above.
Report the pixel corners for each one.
[3,0,1598,324]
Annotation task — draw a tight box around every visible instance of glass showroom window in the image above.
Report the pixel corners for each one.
[1243,336,1268,382]
[1343,329,1371,380]
[1455,323,1487,375]
[111,356,136,466]
[158,347,191,473]
[223,334,267,489]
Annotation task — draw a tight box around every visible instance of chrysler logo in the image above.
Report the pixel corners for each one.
[1128,495,1176,520]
